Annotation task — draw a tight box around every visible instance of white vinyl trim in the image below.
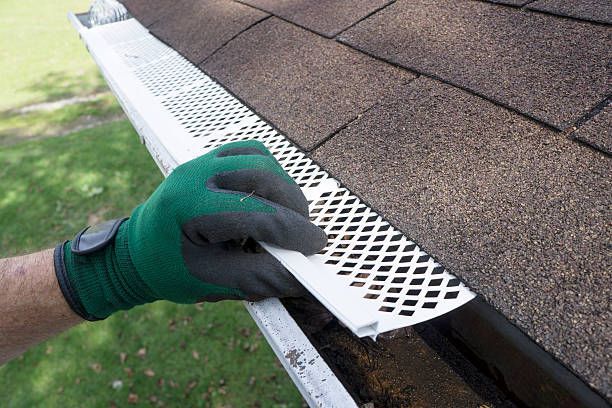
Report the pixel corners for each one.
[246,298,357,408]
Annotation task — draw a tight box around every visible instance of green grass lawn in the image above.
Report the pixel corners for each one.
[0,0,124,142]
[0,93,124,146]
[0,122,303,407]
[0,0,107,111]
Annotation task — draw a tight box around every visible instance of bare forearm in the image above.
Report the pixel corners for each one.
[0,248,82,364]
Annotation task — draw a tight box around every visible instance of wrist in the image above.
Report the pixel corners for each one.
[55,220,158,320]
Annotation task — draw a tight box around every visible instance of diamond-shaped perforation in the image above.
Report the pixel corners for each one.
[309,188,464,317]
[161,81,254,138]
[135,54,202,98]
[114,36,173,68]
[97,19,148,45]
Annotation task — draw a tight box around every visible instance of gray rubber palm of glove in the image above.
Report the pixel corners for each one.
[181,144,328,301]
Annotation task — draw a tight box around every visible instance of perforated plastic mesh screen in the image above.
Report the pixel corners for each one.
[93,19,475,334]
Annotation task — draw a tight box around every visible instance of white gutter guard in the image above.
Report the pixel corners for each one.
[69,13,476,403]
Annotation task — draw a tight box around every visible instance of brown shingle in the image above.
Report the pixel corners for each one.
[202,17,416,150]
[485,0,532,5]
[148,0,268,64]
[120,0,179,27]
[527,0,612,24]
[573,103,612,154]
[312,77,612,397]
[338,0,611,130]
[238,0,393,37]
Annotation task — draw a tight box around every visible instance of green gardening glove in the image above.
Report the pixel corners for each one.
[54,140,327,321]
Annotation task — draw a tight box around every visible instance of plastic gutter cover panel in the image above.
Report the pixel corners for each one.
[71,17,476,339]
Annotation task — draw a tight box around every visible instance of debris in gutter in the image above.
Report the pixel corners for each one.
[284,297,516,408]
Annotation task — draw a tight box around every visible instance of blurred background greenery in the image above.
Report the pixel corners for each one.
[0,1,302,406]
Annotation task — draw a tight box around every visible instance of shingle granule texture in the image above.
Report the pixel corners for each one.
[528,0,612,24]
[338,0,611,130]
[147,0,268,64]
[238,0,393,37]
[120,0,179,27]
[485,0,532,5]
[312,77,612,397]
[573,104,612,154]
[202,17,416,150]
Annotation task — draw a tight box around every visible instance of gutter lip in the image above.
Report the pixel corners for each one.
[431,296,611,407]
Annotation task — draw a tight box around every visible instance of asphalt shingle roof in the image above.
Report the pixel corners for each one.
[203,17,415,150]
[120,0,612,398]
[148,0,268,64]
[527,0,612,25]
[122,0,179,27]
[573,103,612,153]
[486,0,532,6]
[237,0,393,37]
[338,0,611,130]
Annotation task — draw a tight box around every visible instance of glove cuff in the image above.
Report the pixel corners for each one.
[54,241,100,321]
[55,220,158,320]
